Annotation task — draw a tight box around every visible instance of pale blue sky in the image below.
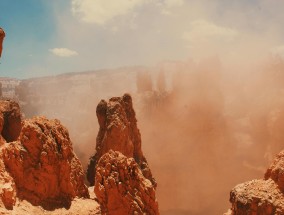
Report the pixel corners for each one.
[1,0,284,78]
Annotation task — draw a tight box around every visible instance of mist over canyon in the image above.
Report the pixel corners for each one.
[6,56,284,214]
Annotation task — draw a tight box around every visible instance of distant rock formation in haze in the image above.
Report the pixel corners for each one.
[87,94,159,214]
[226,150,284,214]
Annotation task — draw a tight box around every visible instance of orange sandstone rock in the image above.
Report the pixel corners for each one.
[95,150,159,215]
[227,150,284,215]
[264,150,284,191]
[0,100,100,213]
[0,100,20,210]
[2,116,89,209]
[88,94,159,214]
[87,94,156,187]
[0,154,16,210]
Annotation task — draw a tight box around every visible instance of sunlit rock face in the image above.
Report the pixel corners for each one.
[95,150,159,215]
[0,100,21,210]
[0,100,89,211]
[2,116,89,209]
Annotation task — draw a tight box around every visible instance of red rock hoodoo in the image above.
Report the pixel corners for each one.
[87,94,156,187]
[0,100,90,212]
[226,150,284,215]
[87,94,159,214]
[0,28,5,58]
[2,116,89,209]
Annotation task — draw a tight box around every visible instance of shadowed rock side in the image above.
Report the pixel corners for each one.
[87,94,159,214]
[95,150,159,215]
[2,116,89,209]
[87,94,156,187]
[0,100,22,143]
[0,28,5,58]
[226,150,284,215]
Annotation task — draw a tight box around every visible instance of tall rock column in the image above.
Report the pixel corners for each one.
[87,94,159,214]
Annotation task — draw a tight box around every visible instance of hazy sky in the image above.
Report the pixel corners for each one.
[1,0,284,78]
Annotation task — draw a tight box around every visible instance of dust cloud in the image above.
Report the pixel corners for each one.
[16,55,284,214]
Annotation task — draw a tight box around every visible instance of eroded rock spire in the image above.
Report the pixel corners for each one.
[87,94,159,214]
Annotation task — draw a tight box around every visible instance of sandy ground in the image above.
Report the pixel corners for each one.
[0,188,101,215]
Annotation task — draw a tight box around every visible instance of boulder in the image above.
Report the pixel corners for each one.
[227,150,284,215]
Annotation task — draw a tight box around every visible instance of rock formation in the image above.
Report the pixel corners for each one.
[2,116,89,209]
[0,27,5,58]
[0,100,22,142]
[87,94,156,187]
[226,150,284,214]
[87,94,159,214]
[95,150,159,215]
[0,154,16,210]
[0,100,20,210]
[0,100,92,213]
[0,95,159,214]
